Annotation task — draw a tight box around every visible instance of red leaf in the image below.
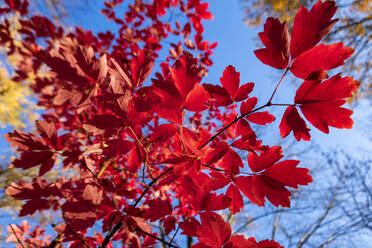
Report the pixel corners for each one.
[102,139,134,158]
[279,106,310,141]
[35,120,57,146]
[263,160,313,189]
[128,147,141,173]
[5,178,58,200]
[235,176,266,207]
[203,142,229,164]
[62,201,96,231]
[163,216,177,235]
[246,111,275,125]
[196,212,231,247]
[254,17,289,69]
[235,147,312,207]
[143,199,172,222]
[149,124,178,143]
[45,50,90,87]
[203,84,232,106]
[257,239,284,248]
[290,43,354,80]
[170,52,203,99]
[82,185,103,205]
[130,48,154,87]
[299,101,353,133]
[157,107,183,124]
[184,83,209,112]
[226,235,257,248]
[240,97,258,115]
[19,199,50,216]
[226,184,244,214]
[290,0,338,59]
[111,58,133,88]
[6,179,57,216]
[5,130,56,176]
[295,74,358,102]
[208,171,231,191]
[247,146,283,173]
[231,135,261,151]
[234,83,254,102]
[198,192,227,212]
[108,75,132,113]
[294,74,359,133]
[220,65,240,98]
[180,217,201,237]
[6,221,30,244]
[220,148,244,174]
[83,114,123,136]
[236,119,254,138]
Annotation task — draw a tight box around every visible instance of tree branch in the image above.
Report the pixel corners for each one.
[100,167,174,248]
[9,224,25,248]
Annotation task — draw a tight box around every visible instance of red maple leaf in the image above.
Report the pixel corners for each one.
[5,121,58,176]
[205,66,254,106]
[290,0,338,59]
[130,48,154,87]
[225,184,244,214]
[290,42,354,80]
[294,74,359,133]
[254,17,289,69]
[279,106,311,141]
[195,212,231,247]
[142,199,173,222]
[6,178,60,216]
[181,212,284,248]
[234,147,313,207]
[240,97,275,125]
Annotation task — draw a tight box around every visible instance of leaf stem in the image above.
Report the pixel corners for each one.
[270,103,296,107]
[267,66,290,105]
[128,126,154,180]
[198,104,267,150]
[198,66,292,150]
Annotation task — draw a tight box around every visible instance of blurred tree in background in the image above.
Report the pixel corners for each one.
[0,14,37,128]
[242,0,371,101]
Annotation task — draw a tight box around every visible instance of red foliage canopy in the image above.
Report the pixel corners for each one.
[1,0,358,247]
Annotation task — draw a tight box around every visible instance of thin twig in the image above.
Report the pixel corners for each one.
[133,167,174,208]
[198,66,291,150]
[128,126,154,179]
[198,104,267,150]
[9,224,26,248]
[100,167,174,248]
[267,67,290,104]
[169,225,181,246]
[62,213,89,248]
[136,228,179,248]
[80,158,98,179]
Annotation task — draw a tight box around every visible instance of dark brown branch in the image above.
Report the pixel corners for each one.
[198,104,267,150]
[136,228,179,248]
[100,167,174,248]
[198,67,291,150]
[62,213,89,248]
[9,224,26,248]
[128,126,154,179]
[169,225,181,246]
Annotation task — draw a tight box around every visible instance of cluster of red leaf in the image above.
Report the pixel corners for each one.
[254,0,358,141]
[2,0,358,247]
